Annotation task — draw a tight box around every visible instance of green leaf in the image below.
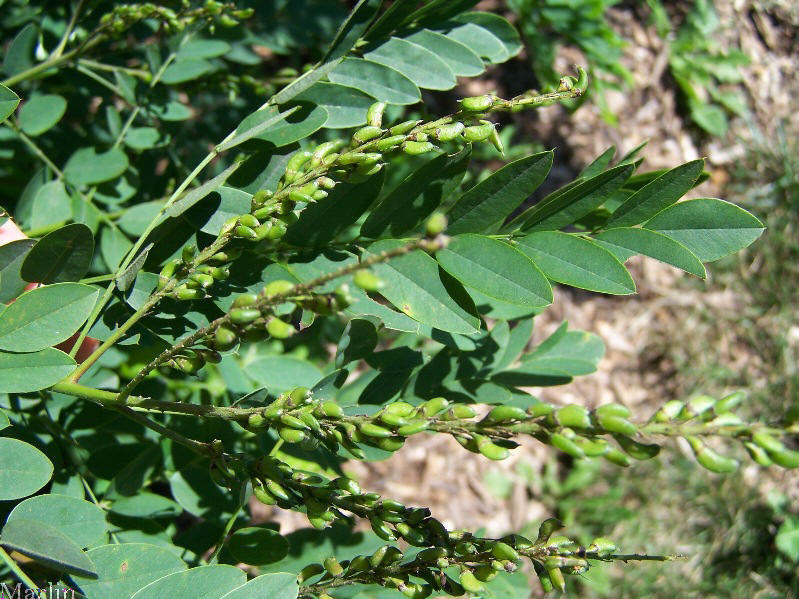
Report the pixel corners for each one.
[161,58,215,84]
[168,468,239,517]
[286,170,385,247]
[270,60,344,106]
[402,29,484,77]
[594,227,706,277]
[0,408,8,430]
[166,161,242,218]
[21,223,94,283]
[0,238,35,303]
[0,519,96,577]
[493,318,534,372]
[447,151,553,235]
[690,101,728,136]
[438,22,507,64]
[70,543,187,599]
[249,105,328,149]
[0,437,54,499]
[177,39,231,59]
[452,12,523,60]
[149,100,192,121]
[199,187,252,235]
[0,282,99,351]
[293,82,375,128]
[64,147,129,187]
[0,348,76,393]
[644,198,764,261]
[520,163,634,232]
[363,37,456,90]
[220,572,298,599]
[361,146,470,238]
[110,493,182,519]
[336,318,379,367]
[124,127,164,151]
[244,356,323,394]
[2,24,36,76]
[130,565,245,599]
[323,0,382,62]
[228,527,290,565]
[0,84,20,122]
[100,226,133,271]
[437,234,552,308]
[116,243,153,292]
[606,160,705,227]
[579,145,615,179]
[118,201,165,236]
[329,58,420,105]
[6,494,107,548]
[364,239,480,334]
[219,105,310,152]
[775,516,799,562]
[18,94,67,136]
[30,180,72,230]
[515,232,636,295]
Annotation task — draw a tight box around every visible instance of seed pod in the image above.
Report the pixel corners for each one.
[252,189,274,207]
[376,134,406,151]
[289,386,310,404]
[458,569,483,593]
[312,190,328,201]
[157,259,180,289]
[528,402,555,417]
[768,448,799,468]
[546,565,566,592]
[210,267,229,280]
[573,436,609,457]
[197,349,222,364]
[389,119,421,135]
[352,125,384,145]
[587,537,617,557]
[424,211,447,237]
[174,286,204,301]
[715,391,746,414]
[319,400,343,419]
[653,400,686,422]
[484,405,527,423]
[317,176,336,189]
[288,190,314,205]
[488,125,504,155]
[492,541,520,562]
[475,435,510,460]
[686,436,738,473]
[310,140,344,167]
[263,478,290,502]
[232,293,258,308]
[279,414,309,430]
[684,395,716,419]
[596,414,637,436]
[252,480,277,505]
[533,561,554,593]
[421,397,449,417]
[402,140,436,155]
[323,557,344,577]
[247,413,268,431]
[278,427,306,444]
[613,434,660,460]
[332,477,361,496]
[284,150,312,182]
[374,436,405,452]
[297,563,324,583]
[395,522,427,546]
[556,405,592,429]
[234,225,258,239]
[238,214,259,228]
[549,431,585,458]
[190,273,214,289]
[379,411,408,428]
[264,279,295,296]
[214,326,237,351]
[364,101,387,128]
[359,422,393,438]
[595,403,631,419]
[181,243,197,264]
[353,269,383,292]
[397,420,430,436]
[462,121,494,142]
[743,441,773,467]
[433,122,465,142]
[451,404,477,419]
[473,564,498,582]
[267,317,294,339]
[575,65,588,90]
[751,430,784,453]
[369,544,390,567]
[460,94,495,112]
[337,152,369,165]
[230,308,261,325]
[175,354,204,374]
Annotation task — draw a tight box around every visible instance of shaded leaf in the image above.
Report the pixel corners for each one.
[21,223,94,283]
[64,148,129,187]
[18,93,67,136]
[244,356,323,394]
[329,58,420,105]
[0,348,76,393]
[228,527,289,565]
[161,59,214,84]
[0,519,96,577]
[219,105,306,152]
[293,82,374,128]
[323,0,382,62]
[0,84,20,122]
[336,319,378,367]
[452,11,522,59]
[0,238,35,303]
[7,494,107,548]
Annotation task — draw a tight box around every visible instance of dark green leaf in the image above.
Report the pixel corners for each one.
[0,282,99,351]
[64,148,129,187]
[7,494,107,548]
[0,437,54,499]
[322,0,382,62]
[161,59,215,84]
[0,348,76,393]
[270,59,344,106]
[228,527,290,565]
[336,319,379,367]
[361,146,470,238]
[363,37,456,90]
[130,565,246,599]
[0,84,20,122]
[177,39,230,59]
[515,232,636,294]
[168,468,239,517]
[437,234,552,307]
[30,180,72,230]
[166,161,242,218]
[578,145,615,178]
[18,94,67,136]
[110,493,182,519]
[124,127,165,151]
[447,151,553,234]
[644,198,764,261]
[520,163,634,232]
[402,29,484,77]
[293,82,374,128]
[220,573,298,599]
[21,223,94,283]
[0,409,8,430]
[0,519,96,577]
[199,187,252,235]
[493,318,534,372]
[116,243,153,291]
[219,105,306,151]
[594,227,706,277]
[0,238,35,303]
[329,58,420,105]
[365,240,480,334]
[70,543,187,599]
[606,160,705,227]
[2,24,36,76]
[244,356,323,394]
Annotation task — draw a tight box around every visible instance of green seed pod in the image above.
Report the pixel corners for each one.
[264,279,295,296]
[252,189,274,207]
[383,401,414,417]
[475,435,510,460]
[288,190,314,205]
[768,448,799,468]
[484,405,527,423]
[376,134,406,151]
[174,354,204,374]
[297,562,324,583]
[310,140,344,167]
[557,76,575,92]
[573,436,609,457]
[289,386,310,404]
[213,326,237,351]
[366,102,387,127]
[433,122,465,142]
[337,152,369,165]
[743,441,773,467]
[381,546,404,567]
[157,259,180,289]
[190,273,214,289]
[234,225,258,239]
[359,422,393,438]
[264,479,290,502]
[181,243,197,264]
[751,430,784,453]
[379,411,409,428]
[460,94,495,112]
[488,125,504,155]
[284,150,312,182]
[230,308,261,325]
[451,404,477,419]
[253,205,275,220]
[528,402,555,417]
[458,569,483,593]
[333,476,361,495]
[417,547,448,562]
[369,544,389,567]
[174,286,204,301]
[323,557,344,577]
[653,400,686,422]
[492,541,520,562]
[546,565,566,592]
[549,432,585,458]
[369,516,397,541]
[587,537,617,557]
[232,293,258,308]
[421,397,449,417]
[533,561,554,593]
[352,125,384,144]
[714,391,746,414]
[197,349,222,364]
[374,436,405,452]
[462,121,495,142]
[346,555,370,574]
[473,564,499,582]
[395,522,427,546]
[686,436,739,473]
[279,414,308,430]
[312,190,328,201]
[596,414,637,436]
[278,427,306,444]
[252,480,277,505]
[683,395,716,419]
[320,400,344,419]
[556,405,592,429]
[239,214,259,228]
[219,215,240,237]
[425,211,447,237]
[595,403,632,419]
[402,141,436,155]
[254,222,274,240]
[353,269,383,292]
[397,420,430,436]
[267,318,294,339]
[210,266,229,280]
[614,434,660,460]
[575,65,588,90]
[317,176,336,190]
[247,413,268,431]
[389,119,421,135]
